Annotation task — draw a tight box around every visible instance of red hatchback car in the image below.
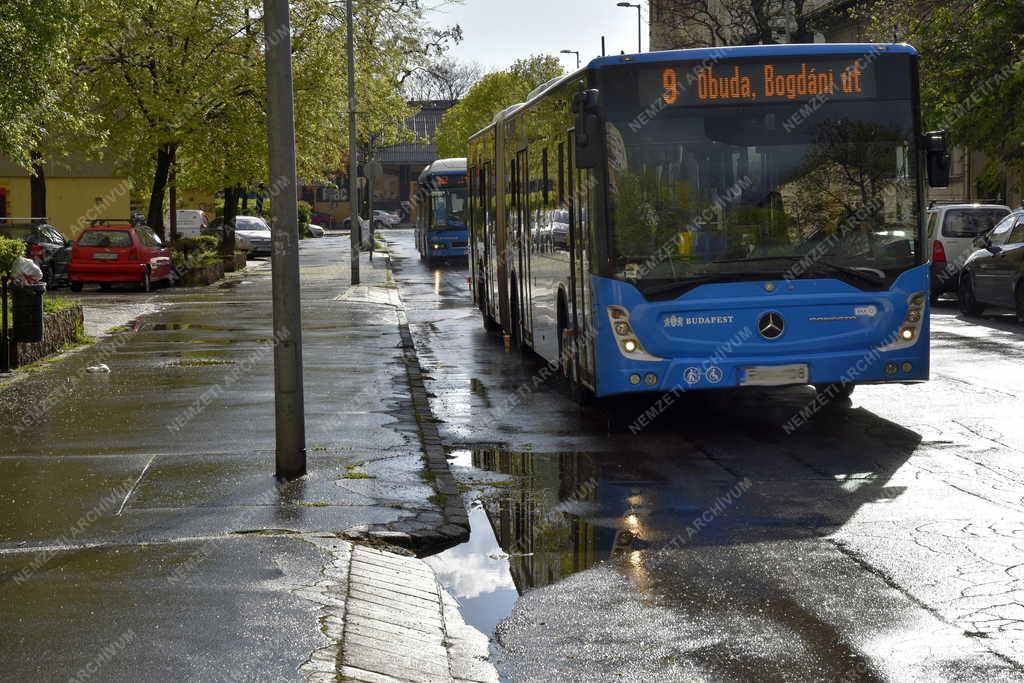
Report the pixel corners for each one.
[69,221,173,292]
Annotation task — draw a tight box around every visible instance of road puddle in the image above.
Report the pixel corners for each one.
[427,446,720,637]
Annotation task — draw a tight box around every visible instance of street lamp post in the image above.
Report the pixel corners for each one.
[560,49,581,70]
[263,0,306,480]
[616,2,642,53]
[346,0,360,286]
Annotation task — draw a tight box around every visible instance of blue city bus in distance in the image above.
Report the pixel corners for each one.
[416,158,470,263]
[468,44,951,399]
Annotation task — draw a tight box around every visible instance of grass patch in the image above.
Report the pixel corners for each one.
[428,493,448,508]
[341,462,374,479]
[301,501,331,508]
[167,358,236,367]
[3,294,77,328]
[420,470,438,485]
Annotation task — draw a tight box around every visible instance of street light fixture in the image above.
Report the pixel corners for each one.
[616,2,642,53]
[560,49,581,70]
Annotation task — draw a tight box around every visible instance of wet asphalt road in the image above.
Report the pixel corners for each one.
[385,230,1024,681]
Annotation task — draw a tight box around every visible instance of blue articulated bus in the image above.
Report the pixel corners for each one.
[416,158,470,263]
[468,43,951,399]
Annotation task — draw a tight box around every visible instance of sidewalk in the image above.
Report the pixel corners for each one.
[0,238,487,681]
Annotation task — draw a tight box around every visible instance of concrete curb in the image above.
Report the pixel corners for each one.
[300,537,497,683]
[393,308,470,551]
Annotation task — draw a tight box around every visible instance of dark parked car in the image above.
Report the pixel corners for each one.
[959,209,1024,322]
[0,218,71,287]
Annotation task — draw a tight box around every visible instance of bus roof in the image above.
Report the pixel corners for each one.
[418,158,467,185]
[587,43,917,70]
[422,158,466,176]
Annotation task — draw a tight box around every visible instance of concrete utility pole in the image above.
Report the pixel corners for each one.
[263,0,306,480]
[346,0,360,285]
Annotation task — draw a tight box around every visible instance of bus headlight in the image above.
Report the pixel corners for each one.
[878,292,925,352]
[607,306,661,361]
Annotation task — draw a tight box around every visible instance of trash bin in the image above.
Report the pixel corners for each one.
[12,283,46,343]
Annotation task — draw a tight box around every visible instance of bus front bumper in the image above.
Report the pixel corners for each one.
[598,347,928,397]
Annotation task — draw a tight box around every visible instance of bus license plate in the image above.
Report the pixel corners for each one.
[92,253,118,260]
[741,364,809,387]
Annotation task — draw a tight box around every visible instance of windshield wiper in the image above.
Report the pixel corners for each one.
[712,256,885,286]
[636,271,790,298]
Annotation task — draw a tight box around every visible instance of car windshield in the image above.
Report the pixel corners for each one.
[604,97,919,292]
[236,217,270,232]
[942,209,1009,238]
[78,230,133,248]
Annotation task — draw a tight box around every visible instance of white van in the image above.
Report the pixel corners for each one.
[164,209,209,238]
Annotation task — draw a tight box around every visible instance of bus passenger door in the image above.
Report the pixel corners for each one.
[568,132,594,387]
[516,149,533,343]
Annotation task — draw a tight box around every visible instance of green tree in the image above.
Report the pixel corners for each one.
[861,0,1024,191]
[434,55,564,157]
[0,0,103,219]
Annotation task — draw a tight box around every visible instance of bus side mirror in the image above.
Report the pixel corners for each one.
[573,87,602,170]
[924,131,951,188]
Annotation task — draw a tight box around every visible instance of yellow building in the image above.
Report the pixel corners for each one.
[0,156,132,239]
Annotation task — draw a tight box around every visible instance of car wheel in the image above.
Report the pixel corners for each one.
[70,282,83,293]
[1016,283,1024,325]
[99,283,112,291]
[958,273,984,316]
[142,269,151,293]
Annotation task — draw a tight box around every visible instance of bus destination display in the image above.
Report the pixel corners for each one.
[656,58,878,107]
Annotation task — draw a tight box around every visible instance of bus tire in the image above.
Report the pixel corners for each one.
[478,276,500,332]
[557,293,570,380]
[815,383,855,404]
[509,285,523,352]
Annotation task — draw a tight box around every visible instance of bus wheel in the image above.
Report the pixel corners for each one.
[815,383,855,403]
[557,296,571,380]
[509,288,523,351]
[479,278,500,332]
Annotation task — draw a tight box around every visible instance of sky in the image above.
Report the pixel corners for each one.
[426,0,650,72]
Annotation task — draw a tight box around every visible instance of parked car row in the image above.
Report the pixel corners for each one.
[0,219,72,288]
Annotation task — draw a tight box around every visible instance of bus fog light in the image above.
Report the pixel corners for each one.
[644,373,657,386]
[623,339,638,353]
[629,374,641,385]
[907,310,921,323]
[614,321,632,336]
[902,362,913,373]
[900,327,914,341]
[910,293,925,307]
[885,362,899,376]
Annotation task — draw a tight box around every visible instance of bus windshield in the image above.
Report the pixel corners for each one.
[603,62,919,295]
[432,188,468,228]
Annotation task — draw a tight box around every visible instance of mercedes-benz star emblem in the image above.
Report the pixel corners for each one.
[758,312,785,340]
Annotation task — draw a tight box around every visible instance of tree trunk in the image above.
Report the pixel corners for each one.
[147,143,177,240]
[29,152,46,221]
[169,157,178,243]
[219,186,240,257]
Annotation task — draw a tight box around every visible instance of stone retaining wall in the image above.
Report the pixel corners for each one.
[12,305,84,367]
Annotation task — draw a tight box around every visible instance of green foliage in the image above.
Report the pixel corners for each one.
[860,0,1024,188]
[172,235,220,270]
[0,237,26,275]
[297,201,312,228]
[435,55,565,157]
[0,0,91,167]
